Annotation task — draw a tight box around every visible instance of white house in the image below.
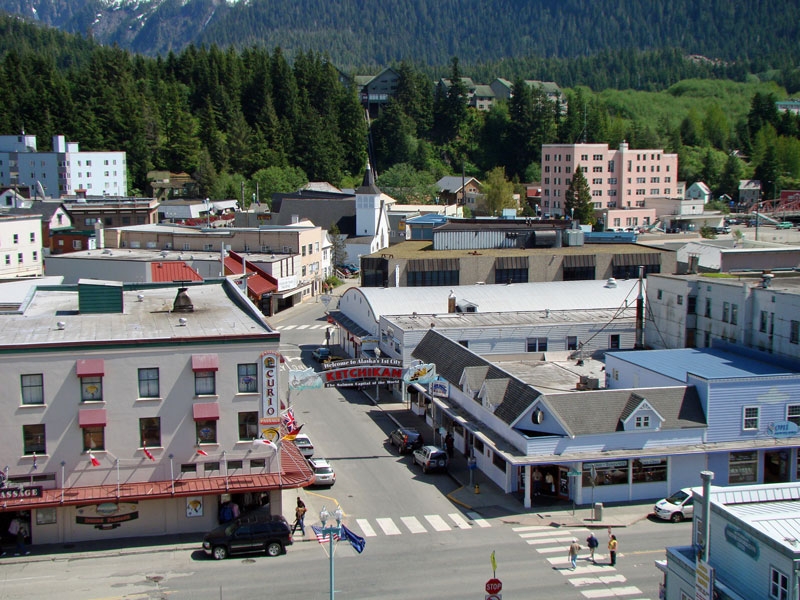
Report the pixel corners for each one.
[0,214,44,278]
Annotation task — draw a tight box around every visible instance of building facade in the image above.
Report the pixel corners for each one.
[0,214,44,278]
[541,142,679,218]
[0,279,311,545]
[0,134,127,198]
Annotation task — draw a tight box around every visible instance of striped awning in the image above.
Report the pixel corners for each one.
[191,354,219,372]
[495,256,529,269]
[193,403,220,421]
[563,254,596,268]
[613,253,661,266]
[76,359,105,377]
[78,408,107,427]
[407,258,460,271]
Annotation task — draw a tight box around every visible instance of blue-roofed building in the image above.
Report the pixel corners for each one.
[660,481,800,600]
[606,344,800,490]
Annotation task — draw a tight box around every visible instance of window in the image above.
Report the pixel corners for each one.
[138,368,160,398]
[635,415,650,428]
[787,404,800,426]
[83,426,105,451]
[792,321,800,345]
[705,299,712,318]
[582,460,628,486]
[196,419,217,444]
[181,464,197,474]
[567,336,578,351]
[81,376,103,402]
[195,370,216,395]
[770,567,789,600]
[139,417,161,447]
[526,337,548,352]
[238,363,258,393]
[686,295,694,312]
[609,334,620,349]
[23,424,46,454]
[21,374,44,405]
[72,240,82,250]
[657,290,663,300]
[731,304,738,325]
[495,268,528,284]
[632,458,667,483]
[760,310,768,332]
[238,412,259,440]
[722,301,730,322]
[13,233,19,244]
[29,232,35,242]
[743,406,759,430]
[204,462,220,473]
[250,458,266,468]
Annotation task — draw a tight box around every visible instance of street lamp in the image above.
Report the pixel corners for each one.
[319,505,343,600]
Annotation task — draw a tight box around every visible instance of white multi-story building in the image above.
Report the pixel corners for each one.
[0,214,44,278]
[0,134,127,198]
[541,142,679,217]
[0,278,310,544]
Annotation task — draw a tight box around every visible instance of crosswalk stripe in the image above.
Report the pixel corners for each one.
[526,535,576,545]
[295,325,310,329]
[466,512,491,527]
[356,518,376,537]
[448,513,471,529]
[535,546,566,554]
[376,518,402,535]
[280,325,297,330]
[580,586,642,598]
[425,514,451,531]
[568,574,627,586]
[401,516,426,534]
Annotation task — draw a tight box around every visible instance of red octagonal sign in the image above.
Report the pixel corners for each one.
[485,578,502,594]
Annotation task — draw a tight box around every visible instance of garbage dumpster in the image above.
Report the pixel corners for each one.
[594,502,603,522]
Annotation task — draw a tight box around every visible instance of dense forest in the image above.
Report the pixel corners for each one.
[0,14,799,208]
[3,0,800,74]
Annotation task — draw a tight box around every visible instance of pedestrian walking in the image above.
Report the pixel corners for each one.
[545,471,555,495]
[444,432,454,459]
[608,534,618,566]
[292,497,307,535]
[532,468,542,496]
[586,533,599,563]
[8,516,30,556]
[567,538,581,570]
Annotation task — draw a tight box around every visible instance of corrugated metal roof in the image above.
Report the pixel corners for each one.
[150,261,203,282]
[606,347,797,381]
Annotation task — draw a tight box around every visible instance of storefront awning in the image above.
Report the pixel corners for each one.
[78,408,107,427]
[192,403,220,421]
[76,359,105,377]
[191,354,219,372]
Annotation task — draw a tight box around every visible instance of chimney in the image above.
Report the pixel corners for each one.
[95,220,104,249]
[448,290,456,313]
[173,287,194,312]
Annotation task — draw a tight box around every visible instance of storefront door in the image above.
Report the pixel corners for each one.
[764,450,790,483]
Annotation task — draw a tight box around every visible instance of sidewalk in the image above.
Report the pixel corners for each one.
[363,386,655,530]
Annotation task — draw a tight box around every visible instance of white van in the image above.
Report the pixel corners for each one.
[653,488,694,522]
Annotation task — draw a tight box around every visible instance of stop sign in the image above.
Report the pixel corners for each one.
[485,578,502,594]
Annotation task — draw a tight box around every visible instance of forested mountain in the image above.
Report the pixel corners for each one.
[1,0,799,71]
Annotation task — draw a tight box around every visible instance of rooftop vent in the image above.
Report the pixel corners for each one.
[605,277,617,288]
[137,294,144,302]
[56,321,66,330]
[173,287,194,313]
[178,317,188,326]
[762,272,774,288]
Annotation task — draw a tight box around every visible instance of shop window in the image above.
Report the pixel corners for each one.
[195,370,216,395]
[728,451,757,484]
[196,419,217,444]
[238,412,259,440]
[21,374,44,405]
[743,406,759,430]
[228,460,243,470]
[23,424,46,455]
[631,458,667,483]
[204,462,220,473]
[139,417,161,447]
[83,426,105,451]
[582,460,628,486]
[492,452,507,472]
[250,458,266,468]
[237,363,258,393]
[180,464,197,474]
[138,368,160,398]
[81,376,103,402]
[474,439,484,454]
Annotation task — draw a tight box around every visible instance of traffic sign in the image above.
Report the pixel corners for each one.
[485,578,502,594]
[485,595,502,600]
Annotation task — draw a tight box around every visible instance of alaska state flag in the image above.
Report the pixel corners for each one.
[340,524,366,554]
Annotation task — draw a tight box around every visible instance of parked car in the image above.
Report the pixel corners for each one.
[714,226,731,234]
[293,433,314,458]
[202,513,293,560]
[777,221,793,229]
[412,445,448,473]
[653,488,694,522]
[311,347,331,362]
[389,427,424,454]
[308,457,336,487]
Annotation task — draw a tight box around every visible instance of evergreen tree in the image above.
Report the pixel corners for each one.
[719,153,745,201]
[565,166,594,225]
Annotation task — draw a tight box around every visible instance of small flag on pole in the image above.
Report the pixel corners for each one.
[196,449,209,456]
[32,452,38,470]
[143,445,155,461]
[282,424,304,441]
[252,439,278,453]
[89,453,101,467]
[340,524,366,554]
[311,525,340,544]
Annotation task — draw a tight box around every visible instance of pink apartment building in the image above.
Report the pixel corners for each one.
[540,142,679,223]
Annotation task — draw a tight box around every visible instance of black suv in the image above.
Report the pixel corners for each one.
[389,427,424,454]
[202,513,293,560]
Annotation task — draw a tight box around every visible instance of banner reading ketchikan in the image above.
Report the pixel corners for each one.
[260,351,281,425]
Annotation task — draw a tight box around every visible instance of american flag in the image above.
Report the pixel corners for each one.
[311,525,340,544]
[281,408,298,432]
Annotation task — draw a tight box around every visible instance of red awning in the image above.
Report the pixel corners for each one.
[191,354,219,372]
[78,408,107,427]
[193,403,220,421]
[76,359,105,377]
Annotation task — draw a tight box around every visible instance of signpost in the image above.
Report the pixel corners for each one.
[567,469,581,515]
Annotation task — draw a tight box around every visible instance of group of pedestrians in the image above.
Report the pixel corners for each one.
[566,532,617,570]
[1,516,30,557]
